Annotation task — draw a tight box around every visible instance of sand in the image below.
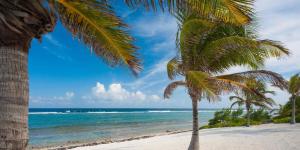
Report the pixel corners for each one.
[71,124,300,150]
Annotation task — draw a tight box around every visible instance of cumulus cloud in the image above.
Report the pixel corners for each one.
[90,82,161,101]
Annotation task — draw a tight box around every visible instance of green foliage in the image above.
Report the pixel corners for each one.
[272,117,291,123]
[202,108,271,129]
[208,108,232,126]
[272,96,300,123]
[279,96,300,117]
[249,108,271,123]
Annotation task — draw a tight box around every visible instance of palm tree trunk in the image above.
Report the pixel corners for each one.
[0,46,29,150]
[246,108,250,127]
[291,96,296,124]
[188,99,199,150]
[246,104,250,127]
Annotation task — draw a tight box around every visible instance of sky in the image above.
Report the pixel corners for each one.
[29,0,300,108]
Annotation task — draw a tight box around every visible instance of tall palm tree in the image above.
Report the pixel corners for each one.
[0,0,259,149]
[288,74,300,124]
[230,79,276,127]
[0,0,142,149]
[163,12,288,150]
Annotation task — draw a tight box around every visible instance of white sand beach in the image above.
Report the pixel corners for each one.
[71,124,300,150]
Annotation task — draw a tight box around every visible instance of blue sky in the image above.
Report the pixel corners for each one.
[29,0,300,108]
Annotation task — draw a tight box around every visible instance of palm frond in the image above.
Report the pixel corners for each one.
[180,19,215,52]
[229,98,245,109]
[259,40,290,57]
[166,57,183,80]
[164,81,186,99]
[202,36,289,72]
[218,70,288,90]
[55,0,141,75]
[288,73,300,94]
[125,0,254,25]
[186,71,263,102]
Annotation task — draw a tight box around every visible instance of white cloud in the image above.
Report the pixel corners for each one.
[133,14,178,38]
[90,82,161,101]
[255,0,300,75]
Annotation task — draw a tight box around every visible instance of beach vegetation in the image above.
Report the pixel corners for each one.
[229,79,276,127]
[272,96,300,123]
[287,74,300,124]
[201,108,272,129]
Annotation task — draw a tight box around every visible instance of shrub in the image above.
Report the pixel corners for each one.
[272,117,290,123]
[271,96,300,123]
[202,108,270,129]
[250,109,271,123]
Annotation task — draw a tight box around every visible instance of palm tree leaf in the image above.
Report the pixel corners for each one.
[185,71,219,101]
[164,81,186,99]
[259,40,290,57]
[202,36,289,72]
[186,71,262,101]
[218,70,288,90]
[125,0,254,25]
[288,74,300,94]
[229,99,244,109]
[55,0,141,75]
[180,19,215,52]
[166,57,183,80]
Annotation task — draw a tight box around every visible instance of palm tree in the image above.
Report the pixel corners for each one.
[287,74,300,124]
[230,79,276,127]
[0,0,142,149]
[163,12,289,150]
[0,0,261,149]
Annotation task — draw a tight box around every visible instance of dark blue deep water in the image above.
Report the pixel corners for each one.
[29,108,216,147]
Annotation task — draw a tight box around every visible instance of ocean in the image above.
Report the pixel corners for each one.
[29,108,217,147]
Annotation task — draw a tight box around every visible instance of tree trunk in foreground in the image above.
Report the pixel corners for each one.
[0,46,29,150]
[291,96,296,124]
[188,99,199,150]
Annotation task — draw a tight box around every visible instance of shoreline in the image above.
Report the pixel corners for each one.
[30,129,193,150]
[32,123,300,150]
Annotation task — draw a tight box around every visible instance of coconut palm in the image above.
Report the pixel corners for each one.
[287,74,300,124]
[0,0,142,149]
[230,79,276,127]
[163,12,288,150]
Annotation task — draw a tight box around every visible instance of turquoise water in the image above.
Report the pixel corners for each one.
[29,108,216,147]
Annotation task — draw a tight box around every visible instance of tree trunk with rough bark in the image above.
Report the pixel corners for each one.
[188,99,199,150]
[291,96,296,124]
[0,46,29,150]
